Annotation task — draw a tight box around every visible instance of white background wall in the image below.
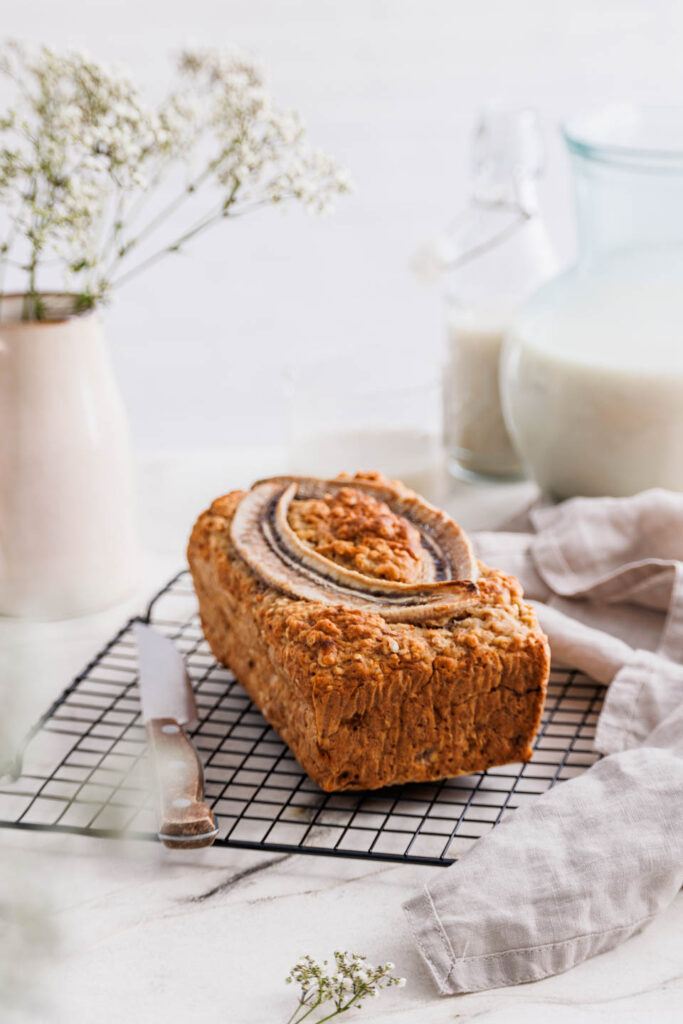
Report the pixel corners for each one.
[3,0,683,452]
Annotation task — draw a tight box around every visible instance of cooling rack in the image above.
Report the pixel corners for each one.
[0,570,603,865]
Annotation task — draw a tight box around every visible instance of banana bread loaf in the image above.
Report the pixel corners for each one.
[188,473,549,792]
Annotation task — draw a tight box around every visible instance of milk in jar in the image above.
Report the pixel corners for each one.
[504,248,683,497]
[503,105,683,497]
[416,107,556,480]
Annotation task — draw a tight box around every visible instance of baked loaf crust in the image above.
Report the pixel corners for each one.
[188,473,549,792]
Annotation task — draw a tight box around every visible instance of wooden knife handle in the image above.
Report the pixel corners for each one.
[145,718,217,850]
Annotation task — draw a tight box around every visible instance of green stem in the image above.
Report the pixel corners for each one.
[106,112,208,242]
[105,158,179,248]
[290,997,324,1024]
[313,995,361,1023]
[23,248,39,321]
[289,973,332,1024]
[101,137,242,280]
[121,164,213,251]
[226,197,274,218]
[24,225,43,321]
[109,178,240,290]
[286,999,313,1024]
[21,175,40,320]
[285,1002,304,1024]
[97,185,127,264]
[108,206,226,289]
[0,223,17,318]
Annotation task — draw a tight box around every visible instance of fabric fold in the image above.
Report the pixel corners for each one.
[404,488,683,995]
[404,744,683,994]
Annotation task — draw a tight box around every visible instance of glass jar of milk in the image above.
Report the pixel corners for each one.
[418,108,557,480]
[503,106,683,498]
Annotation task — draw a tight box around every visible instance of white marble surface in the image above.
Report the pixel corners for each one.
[1,449,682,1023]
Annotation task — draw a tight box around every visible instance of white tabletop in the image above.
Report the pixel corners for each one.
[1,449,682,1024]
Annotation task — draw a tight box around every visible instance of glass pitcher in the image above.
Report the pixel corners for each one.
[502,106,683,498]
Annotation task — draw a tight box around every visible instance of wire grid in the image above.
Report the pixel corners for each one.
[0,570,604,865]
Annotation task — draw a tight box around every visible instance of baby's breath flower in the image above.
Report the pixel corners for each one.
[0,42,351,318]
[284,951,406,1022]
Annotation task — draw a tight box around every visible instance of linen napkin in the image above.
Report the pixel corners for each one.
[403,489,683,994]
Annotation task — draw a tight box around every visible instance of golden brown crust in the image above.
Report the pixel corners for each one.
[288,486,424,583]
[188,482,550,792]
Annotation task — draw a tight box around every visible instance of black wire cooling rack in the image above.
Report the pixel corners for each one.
[0,570,603,866]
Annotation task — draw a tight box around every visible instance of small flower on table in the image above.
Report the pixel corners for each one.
[285,951,406,1023]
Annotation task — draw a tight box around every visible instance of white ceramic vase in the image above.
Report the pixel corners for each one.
[0,295,138,618]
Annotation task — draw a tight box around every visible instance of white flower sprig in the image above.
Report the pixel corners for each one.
[285,952,406,1023]
[0,42,352,320]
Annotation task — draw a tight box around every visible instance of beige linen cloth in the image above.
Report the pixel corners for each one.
[403,489,683,994]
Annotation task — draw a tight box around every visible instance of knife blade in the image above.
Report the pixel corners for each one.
[134,621,217,849]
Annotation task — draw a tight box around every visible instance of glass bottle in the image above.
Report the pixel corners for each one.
[503,105,683,498]
[416,107,557,480]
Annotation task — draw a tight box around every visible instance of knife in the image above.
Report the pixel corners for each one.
[134,621,218,849]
